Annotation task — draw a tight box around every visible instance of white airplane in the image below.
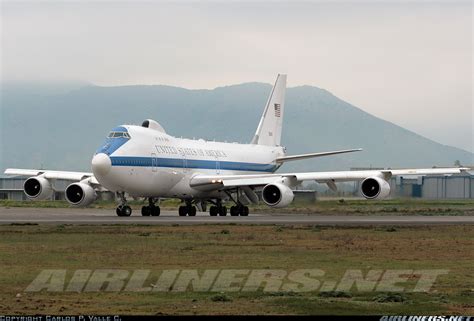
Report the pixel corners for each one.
[4,74,469,217]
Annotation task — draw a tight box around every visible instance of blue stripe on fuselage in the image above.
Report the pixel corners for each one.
[110,156,277,172]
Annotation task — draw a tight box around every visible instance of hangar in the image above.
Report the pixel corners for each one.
[352,169,474,199]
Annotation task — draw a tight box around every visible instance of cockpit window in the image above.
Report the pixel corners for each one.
[107,131,130,139]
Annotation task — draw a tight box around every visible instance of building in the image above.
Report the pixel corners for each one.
[398,173,473,199]
[353,170,474,199]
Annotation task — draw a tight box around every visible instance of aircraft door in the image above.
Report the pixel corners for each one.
[180,149,188,173]
[215,155,220,175]
[151,153,157,172]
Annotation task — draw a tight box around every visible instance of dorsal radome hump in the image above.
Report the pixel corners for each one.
[141,119,166,133]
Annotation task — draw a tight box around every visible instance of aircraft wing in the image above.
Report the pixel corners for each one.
[276,148,362,163]
[4,168,100,185]
[189,167,470,191]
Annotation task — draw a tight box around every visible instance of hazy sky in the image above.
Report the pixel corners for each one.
[1,1,472,152]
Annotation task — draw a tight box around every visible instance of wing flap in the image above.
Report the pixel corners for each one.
[4,169,46,177]
[385,168,469,176]
[276,148,362,163]
[189,174,281,190]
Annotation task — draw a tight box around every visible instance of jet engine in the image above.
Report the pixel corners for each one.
[23,176,54,200]
[262,183,294,208]
[65,182,97,207]
[360,176,391,199]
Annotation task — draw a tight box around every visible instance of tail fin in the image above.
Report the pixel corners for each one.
[251,74,287,146]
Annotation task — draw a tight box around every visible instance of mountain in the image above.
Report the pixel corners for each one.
[1,82,472,172]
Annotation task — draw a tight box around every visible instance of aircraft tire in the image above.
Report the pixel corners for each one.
[141,206,151,216]
[189,206,197,216]
[121,205,132,217]
[219,206,227,216]
[178,206,187,216]
[151,206,161,216]
[230,206,239,216]
[209,206,218,216]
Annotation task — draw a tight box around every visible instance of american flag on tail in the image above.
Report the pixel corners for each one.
[274,103,281,117]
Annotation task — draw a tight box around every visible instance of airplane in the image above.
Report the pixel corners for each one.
[4,74,469,217]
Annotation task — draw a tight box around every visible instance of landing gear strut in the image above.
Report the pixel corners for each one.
[179,201,197,216]
[230,204,249,216]
[223,189,250,216]
[116,192,132,217]
[209,200,227,216]
[141,198,161,216]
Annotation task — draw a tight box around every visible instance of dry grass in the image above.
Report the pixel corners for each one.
[2,198,473,216]
[0,224,472,315]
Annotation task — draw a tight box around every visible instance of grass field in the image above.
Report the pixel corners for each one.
[0,224,472,315]
[1,198,474,216]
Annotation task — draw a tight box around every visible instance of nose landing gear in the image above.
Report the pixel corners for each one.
[116,205,132,217]
[116,192,132,217]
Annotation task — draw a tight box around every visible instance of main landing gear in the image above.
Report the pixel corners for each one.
[230,204,249,216]
[224,189,250,216]
[116,192,132,217]
[114,193,250,218]
[179,201,197,216]
[141,198,161,216]
[209,203,227,216]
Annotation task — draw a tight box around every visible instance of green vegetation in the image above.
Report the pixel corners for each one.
[318,291,352,298]
[0,224,472,315]
[1,198,473,216]
[210,294,233,302]
[372,293,408,303]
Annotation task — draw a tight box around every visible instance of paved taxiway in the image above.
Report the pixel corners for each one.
[0,207,473,225]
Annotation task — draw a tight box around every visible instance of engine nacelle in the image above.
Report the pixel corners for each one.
[360,176,391,200]
[262,183,294,208]
[23,176,53,200]
[65,182,97,207]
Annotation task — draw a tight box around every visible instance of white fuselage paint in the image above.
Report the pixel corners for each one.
[92,124,285,199]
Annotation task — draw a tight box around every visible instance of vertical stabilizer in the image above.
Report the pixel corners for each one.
[251,74,287,146]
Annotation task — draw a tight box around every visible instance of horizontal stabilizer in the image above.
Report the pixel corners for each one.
[276,148,362,163]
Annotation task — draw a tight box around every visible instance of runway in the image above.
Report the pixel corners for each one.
[0,207,473,225]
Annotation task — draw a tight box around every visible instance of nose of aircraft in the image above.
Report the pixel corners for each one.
[92,153,112,176]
